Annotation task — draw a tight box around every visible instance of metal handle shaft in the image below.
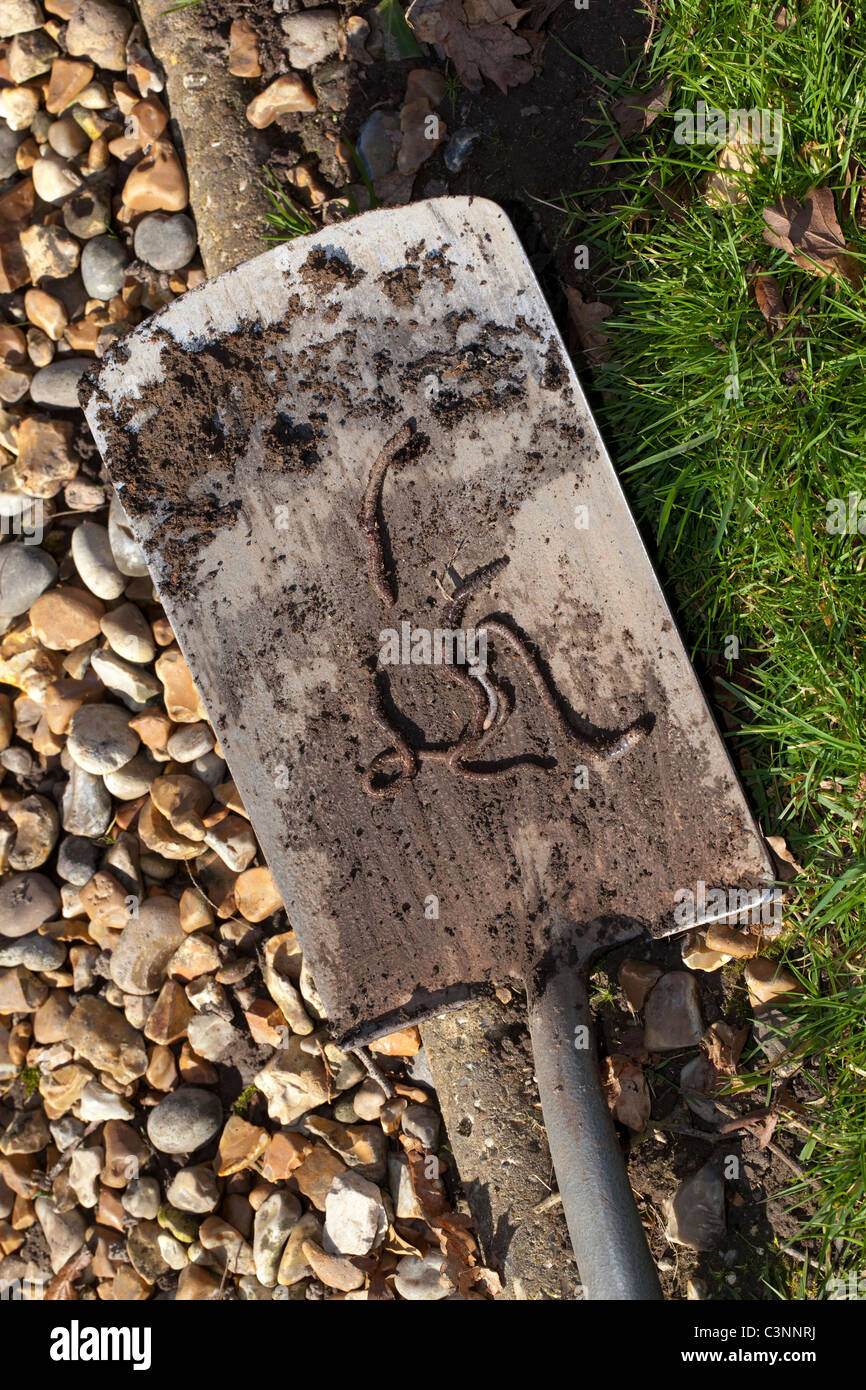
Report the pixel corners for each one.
[526,964,662,1300]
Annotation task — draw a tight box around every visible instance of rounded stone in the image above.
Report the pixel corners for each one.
[0,931,66,970]
[166,722,214,763]
[133,213,197,272]
[0,121,21,180]
[102,750,158,800]
[0,870,61,939]
[57,833,101,886]
[47,117,89,159]
[109,895,184,994]
[67,702,139,774]
[80,234,129,300]
[62,186,111,241]
[29,358,91,410]
[0,543,57,619]
[32,152,82,204]
[71,520,125,599]
[147,1086,223,1155]
[100,601,155,664]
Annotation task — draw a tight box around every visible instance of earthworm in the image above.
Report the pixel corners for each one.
[359,422,413,609]
[478,618,651,760]
[444,555,510,628]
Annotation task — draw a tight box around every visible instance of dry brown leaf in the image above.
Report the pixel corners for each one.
[773,4,795,28]
[564,287,613,365]
[407,0,533,93]
[601,1054,651,1131]
[762,186,862,287]
[702,1021,750,1076]
[462,0,527,25]
[399,1134,478,1265]
[610,78,671,140]
[751,271,788,333]
[765,833,803,879]
[705,130,763,209]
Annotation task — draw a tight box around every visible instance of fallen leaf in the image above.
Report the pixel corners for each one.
[463,0,527,25]
[751,271,788,333]
[772,4,795,28]
[762,186,862,287]
[400,1134,477,1265]
[601,1054,651,1132]
[564,287,613,365]
[765,833,803,878]
[407,0,534,93]
[705,130,763,209]
[610,78,671,140]
[702,1021,750,1075]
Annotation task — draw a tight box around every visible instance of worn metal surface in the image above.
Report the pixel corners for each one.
[85,197,773,1046]
[138,0,272,276]
[526,919,662,1299]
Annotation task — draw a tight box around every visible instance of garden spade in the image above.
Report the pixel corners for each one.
[84,197,775,1300]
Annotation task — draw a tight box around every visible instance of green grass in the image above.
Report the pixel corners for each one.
[262,169,317,243]
[561,0,866,1285]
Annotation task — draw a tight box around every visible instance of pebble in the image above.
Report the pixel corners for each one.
[7,794,59,870]
[233,865,280,923]
[133,212,196,272]
[166,721,213,763]
[110,895,185,995]
[19,223,81,281]
[68,1147,102,1207]
[63,184,111,240]
[147,1087,223,1155]
[8,29,58,85]
[108,490,148,576]
[324,1171,387,1256]
[357,110,399,180]
[77,1079,134,1121]
[394,1250,451,1300]
[402,1103,440,1150]
[32,151,82,203]
[352,1078,387,1122]
[744,957,800,1007]
[0,122,21,179]
[444,127,481,174]
[0,871,61,939]
[681,930,730,972]
[166,1164,220,1214]
[66,0,133,70]
[0,931,65,970]
[91,647,162,703]
[122,139,188,212]
[122,1176,161,1219]
[253,1191,301,1286]
[277,1211,322,1285]
[29,585,105,650]
[663,1160,726,1250]
[24,288,67,340]
[101,601,156,664]
[67,996,148,1085]
[80,234,128,300]
[246,74,317,129]
[61,763,113,837]
[29,357,90,409]
[67,703,139,774]
[618,958,663,1011]
[0,542,57,619]
[57,833,101,885]
[0,0,43,36]
[48,116,89,159]
[642,971,704,1050]
[279,9,340,69]
[35,1195,87,1273]
[255,1039,330,1126]
[103,750,158,799]
[187,1013,238,1062]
